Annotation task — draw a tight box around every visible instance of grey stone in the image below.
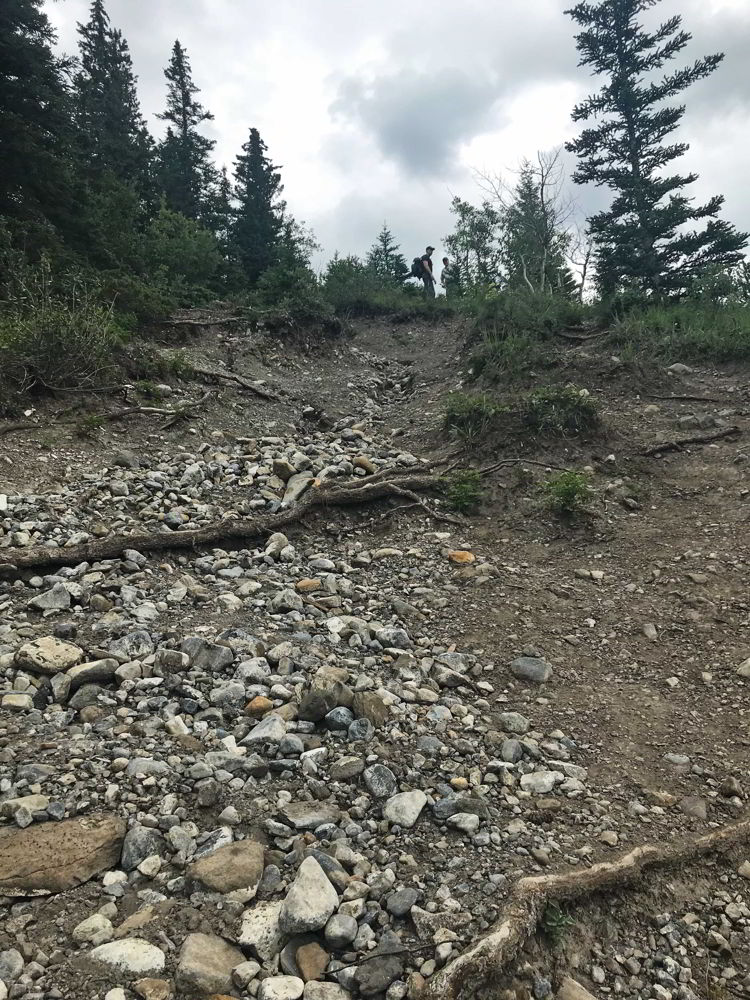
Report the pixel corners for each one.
[243,714,287,745]
[383,790,427,828]
[28,582,71,611]
[364,764,397,799]
[354,930,404,996]
[89,939,165,977]
[279,857,339,934]
[279,801,342,831]
[386,888,419,917]
[509,656,552,684]
[67,658,118,691]
[175,933,244,995]
[0,949,24,984]
[181,636,234,670]
[325,913,358,949]
[120,825,165,872]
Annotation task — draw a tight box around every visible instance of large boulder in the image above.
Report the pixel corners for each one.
[0,815,125,897]
[279,858,338,935]
[187,840,265,896]
[14,637,82,676]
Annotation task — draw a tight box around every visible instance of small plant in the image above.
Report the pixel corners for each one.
[135,379,163,399]
[444,392,505,448]
[76,413,106,438]
[443,469,483,512]
[541,902,575,946]
[522,385,600,436]
[543,471,591,515]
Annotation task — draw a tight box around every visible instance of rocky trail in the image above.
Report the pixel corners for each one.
[1,316,750,1000]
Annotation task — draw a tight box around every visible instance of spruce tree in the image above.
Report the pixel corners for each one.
[503,164,573,295]
[157,40,216,221]
[566,0,747,296]
[231,128,284,285]
[0,0,78,248]
[75,0,152,193]
[366,223,409,284]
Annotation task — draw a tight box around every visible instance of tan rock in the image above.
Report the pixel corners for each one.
[175,933,244,996]
[447,550,475,565]
[246,695,274,717]
[187,840,265,895]
[296,941,329,982]
[353,455,377,474]
[0,814,125,897]
[134,980,174,1000]
[14,636,82,675]
[296,579,322,593]
[557,976,598,1000]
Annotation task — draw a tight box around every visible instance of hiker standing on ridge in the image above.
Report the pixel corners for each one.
[440,256,460,298]
[411,245,436,298]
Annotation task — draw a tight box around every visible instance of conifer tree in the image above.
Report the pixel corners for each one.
[231,128,284,285]
[157,40,216,221]
[366,223,409,284]
[75,0,152,193]
[566,0,747,296]
[503,163,573,295]
[0,0,78,248]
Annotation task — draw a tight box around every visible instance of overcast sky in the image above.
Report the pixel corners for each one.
[46,0,750,269]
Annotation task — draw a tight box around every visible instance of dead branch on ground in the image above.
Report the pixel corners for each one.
[189,363,280,402]
[0,474,439,574]
[640,425,740,457]
[424,819,750,1000]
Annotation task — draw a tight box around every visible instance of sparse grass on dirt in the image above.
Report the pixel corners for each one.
[521,385,600,436]
[543,470,591,515]
[444,392,506,448]
[443,469,483,512]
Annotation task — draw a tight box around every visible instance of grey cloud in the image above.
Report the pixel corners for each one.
[331,68,503,175]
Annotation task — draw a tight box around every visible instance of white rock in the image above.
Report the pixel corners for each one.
[520,770,564,794]
[239,901,285,962]
[383,790,427,828]
[259,975,305,1000]
[279,857,339,934]
[89,938,165,976]
[72,913,114,946]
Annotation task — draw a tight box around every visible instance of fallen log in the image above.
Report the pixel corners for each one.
[189,363,280,402]
[424,818,750,1000]
[640,425,740,457]
[0,474,438,573]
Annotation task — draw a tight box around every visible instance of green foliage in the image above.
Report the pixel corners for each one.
[366,223,410,284]
[543,470,591,515]
[442,469,483,512]
[608,300,750,362]
[444,392,505,447]
[566,0,747,296]
[444,196,503,291]
[156,39,216,222]
[0,256,118,391]
[321,254,427,316]
[541,903,575,945]
[143,202,221,293]
[522,385,599,436]
[232,127,284,286]
[254,264,340,336]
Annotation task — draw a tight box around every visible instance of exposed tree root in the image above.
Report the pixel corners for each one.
[0,422,39,437]
[0,474,438,574]
[423,819,750,1000]
[161,316,241,327]
[645,394,720,403]
[189,363,281,401]
[641,425,740,456]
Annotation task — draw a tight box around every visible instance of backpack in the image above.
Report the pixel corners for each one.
[411,257,424,278]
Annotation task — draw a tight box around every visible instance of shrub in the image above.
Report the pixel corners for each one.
[0,257,118,392]
[443,469,483,512]
[543,471,591,515]
[444,392,504,447]
[522,385,599,436]
[254,263,340,336]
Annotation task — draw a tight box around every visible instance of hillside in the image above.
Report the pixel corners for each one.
[1,315,750,1000]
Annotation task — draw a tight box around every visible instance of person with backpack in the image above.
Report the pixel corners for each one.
[411,245,436,298]
[440,256,460,298]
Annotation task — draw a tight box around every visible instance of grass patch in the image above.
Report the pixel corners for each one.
[607,301,750,363]
[521,385,599,436]
[442,469,483,512]
[543,471,591,515]
[541,902,575,947]
[444,392,505,448]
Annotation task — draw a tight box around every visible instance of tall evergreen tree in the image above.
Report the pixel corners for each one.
[566,0,747,296]
[366,223,409,284]
[502,163,574,295]
[0,0,78,248]
[75,0,152,193]
[157,40,216,221]
[231,128,284,285]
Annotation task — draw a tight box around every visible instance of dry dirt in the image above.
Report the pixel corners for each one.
[2,313,750,998]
